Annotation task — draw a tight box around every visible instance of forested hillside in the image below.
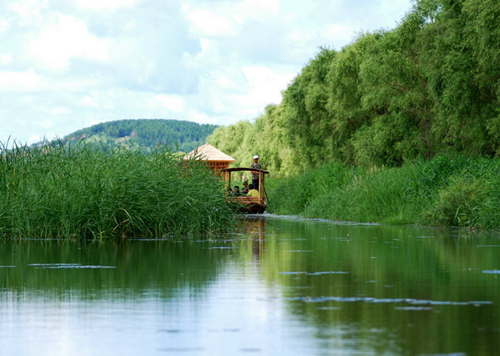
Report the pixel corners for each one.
[208,0,500,175]
[63,119,218,152]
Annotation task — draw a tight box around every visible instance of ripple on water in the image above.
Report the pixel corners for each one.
[415,353,466,356]
[28,263,116,269]
[279,271,349,275]
[286,296,493,306]
[307,271,350,275]
[158,348,206,352]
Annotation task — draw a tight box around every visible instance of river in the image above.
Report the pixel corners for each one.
[1,215,499,355]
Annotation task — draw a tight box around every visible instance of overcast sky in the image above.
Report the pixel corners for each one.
[0,0,412,145]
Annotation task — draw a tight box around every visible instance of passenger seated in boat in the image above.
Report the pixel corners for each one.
[227,187,233,196]
[246,184,260,198]
[233,186,245,196]
[242,181,249,194]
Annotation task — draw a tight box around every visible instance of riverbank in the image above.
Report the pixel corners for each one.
[266,156,500,230]
[0,142,234,239]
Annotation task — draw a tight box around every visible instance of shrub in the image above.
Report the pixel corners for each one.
[424,176,486,228]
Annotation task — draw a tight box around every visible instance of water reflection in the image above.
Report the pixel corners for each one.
[238,216,266,262]
[0,217,499,355]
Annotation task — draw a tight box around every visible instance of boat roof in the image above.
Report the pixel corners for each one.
[220,167,269,174]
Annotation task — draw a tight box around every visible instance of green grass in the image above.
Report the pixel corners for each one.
[0,141,234,239]
[267,156,500,230]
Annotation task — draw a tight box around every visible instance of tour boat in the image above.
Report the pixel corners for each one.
[220,167,269,214]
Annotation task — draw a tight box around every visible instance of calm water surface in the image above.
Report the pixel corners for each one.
[1,215,500,356]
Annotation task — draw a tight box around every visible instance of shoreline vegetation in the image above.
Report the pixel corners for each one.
[0,141,233,240]
[206,0,500,230]
[267,156,500,230]
[4,0,500,233]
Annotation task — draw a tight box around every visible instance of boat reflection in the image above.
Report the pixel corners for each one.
[238,215,266,261]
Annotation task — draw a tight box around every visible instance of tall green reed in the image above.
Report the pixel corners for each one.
[0,141,233,239]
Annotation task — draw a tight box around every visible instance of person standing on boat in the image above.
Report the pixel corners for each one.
[250,155,262,191]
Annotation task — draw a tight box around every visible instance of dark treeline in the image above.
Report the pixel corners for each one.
[209,0,500,175]
[63,119,219,153]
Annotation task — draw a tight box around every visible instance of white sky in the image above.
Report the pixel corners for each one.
[0,0,413,145]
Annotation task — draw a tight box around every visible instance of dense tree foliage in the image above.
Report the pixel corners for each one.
[62,119,219,153]
[209,0,500,175]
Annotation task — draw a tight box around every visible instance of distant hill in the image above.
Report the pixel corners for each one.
[62,119,219,153]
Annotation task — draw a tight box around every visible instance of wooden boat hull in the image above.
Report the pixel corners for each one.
[230,197,266,214]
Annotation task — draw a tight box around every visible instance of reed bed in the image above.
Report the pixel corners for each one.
[0,141,233,239]
[267,156,500,230]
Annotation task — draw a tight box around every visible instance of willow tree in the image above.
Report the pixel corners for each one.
[417,0,500,156]
[280,47,337,171]
[209,0,500,175]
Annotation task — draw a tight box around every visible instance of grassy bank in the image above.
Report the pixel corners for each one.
[0,142,233,239]
[267,156,500,230]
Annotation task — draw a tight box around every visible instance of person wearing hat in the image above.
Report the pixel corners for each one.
[250,155,262,191]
